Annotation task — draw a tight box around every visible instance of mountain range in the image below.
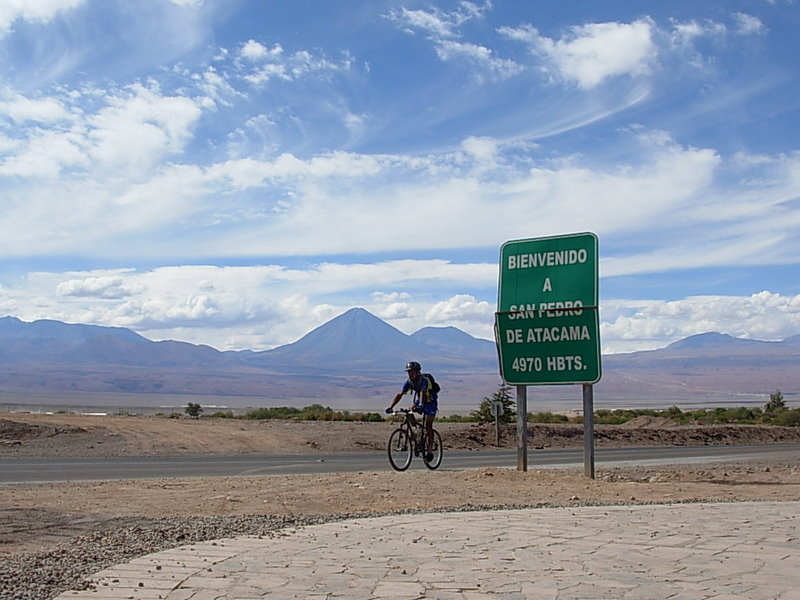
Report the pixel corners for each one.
[1,308,798,413]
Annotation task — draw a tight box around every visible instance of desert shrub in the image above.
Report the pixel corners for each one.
[764,389,787,414]
[302,404,335,421]
[243,406,301,420]
[438,414,476,422]
[471,382,516,423]
[208,410,235,419]
[528,411,569,423]
[184,402,203,418]
[772,408,800,427]
[242,405,384,422]
[359,412,385,422]
[594,409,658,424]
[717,407,760,423]
[662,406,687,422]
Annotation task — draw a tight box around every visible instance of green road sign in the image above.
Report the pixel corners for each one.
[495,232,601,385]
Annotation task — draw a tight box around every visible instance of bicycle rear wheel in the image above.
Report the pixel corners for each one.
[387,428,413,471]
[422,429,443,470]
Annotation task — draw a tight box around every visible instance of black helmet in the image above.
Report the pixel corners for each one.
[405,361,421,372]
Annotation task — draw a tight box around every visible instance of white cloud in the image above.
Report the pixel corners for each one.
[501,19,657,89]
[426,294,493,324]
[386,1,492,39]
[3,261,500,350]
[86,83,202,173]
[461,136,497,159]
[602,292,800,354]
[434,39,522,80]
[0,0,85,34]
[6,123,799,271]
[0,83,203,180]
[668,18,727,49]
[732,12,766,35]
[387,2,518,81]
[0,90,72,122]
[0,128,86,177]
[167,0,204,7]
[237,40,351,85]
[239,40,281,61]
[57,276,132,299]
[372,291,411,303]
[15,262,800,355]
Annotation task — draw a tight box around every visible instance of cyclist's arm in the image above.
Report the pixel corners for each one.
[387,384,410,411]
[387,392,403,410]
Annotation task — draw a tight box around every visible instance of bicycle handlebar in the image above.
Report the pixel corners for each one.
[389,407,423,416]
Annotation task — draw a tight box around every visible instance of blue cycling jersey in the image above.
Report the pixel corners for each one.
[401,375,438,415]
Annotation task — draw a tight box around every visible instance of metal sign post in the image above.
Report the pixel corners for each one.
[495,232,601,475]
[583,383,595,479]
[516,385,527,471]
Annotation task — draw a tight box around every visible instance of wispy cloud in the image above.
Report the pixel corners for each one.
[387,1,520,81]
[386,1,493,38]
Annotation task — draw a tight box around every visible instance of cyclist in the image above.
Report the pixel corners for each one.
[386,361,438,461]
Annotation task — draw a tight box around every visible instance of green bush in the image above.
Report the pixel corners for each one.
[471,382,516,423]
[243,406,302,420]
[438,414,476,422]
[208,410,235,419]
[765,389,787,414]
[772,408,800,427]
[528,411,569,423]
[242,405,384,422]
[184,402,203,418]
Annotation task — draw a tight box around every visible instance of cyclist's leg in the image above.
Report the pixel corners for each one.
[422,405,437,455]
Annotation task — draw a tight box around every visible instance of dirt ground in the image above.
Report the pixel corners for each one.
[1,413,799,556]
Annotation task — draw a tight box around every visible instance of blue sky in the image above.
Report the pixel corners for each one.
[1,0,799,354]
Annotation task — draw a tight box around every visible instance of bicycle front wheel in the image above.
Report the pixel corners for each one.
[387,428,413,471]
[423,429,443,470]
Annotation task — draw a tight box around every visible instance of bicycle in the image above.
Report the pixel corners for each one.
[387,408,443,471]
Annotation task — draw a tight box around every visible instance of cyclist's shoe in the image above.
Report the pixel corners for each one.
[425,452,434,462]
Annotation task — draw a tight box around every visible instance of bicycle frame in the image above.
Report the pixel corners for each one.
[387,408,442,471]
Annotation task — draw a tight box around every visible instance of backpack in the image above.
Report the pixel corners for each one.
[423,373,441,395]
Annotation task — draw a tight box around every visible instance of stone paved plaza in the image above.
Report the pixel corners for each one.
[57,501,799,600]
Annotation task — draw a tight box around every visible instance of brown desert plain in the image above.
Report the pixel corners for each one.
[1,412,799,558]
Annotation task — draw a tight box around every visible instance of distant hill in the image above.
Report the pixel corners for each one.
[247,308,497,372]
[1,312,798,412]
[597,331,800,408]
[0,310,499,409]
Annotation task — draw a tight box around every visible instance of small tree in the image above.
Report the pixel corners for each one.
[471,382,516,423]
[185,402,203,418]
[764,389,786,414]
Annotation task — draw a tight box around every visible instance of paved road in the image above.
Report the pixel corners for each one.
[3,443,798,483]
[55,501,800,600]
